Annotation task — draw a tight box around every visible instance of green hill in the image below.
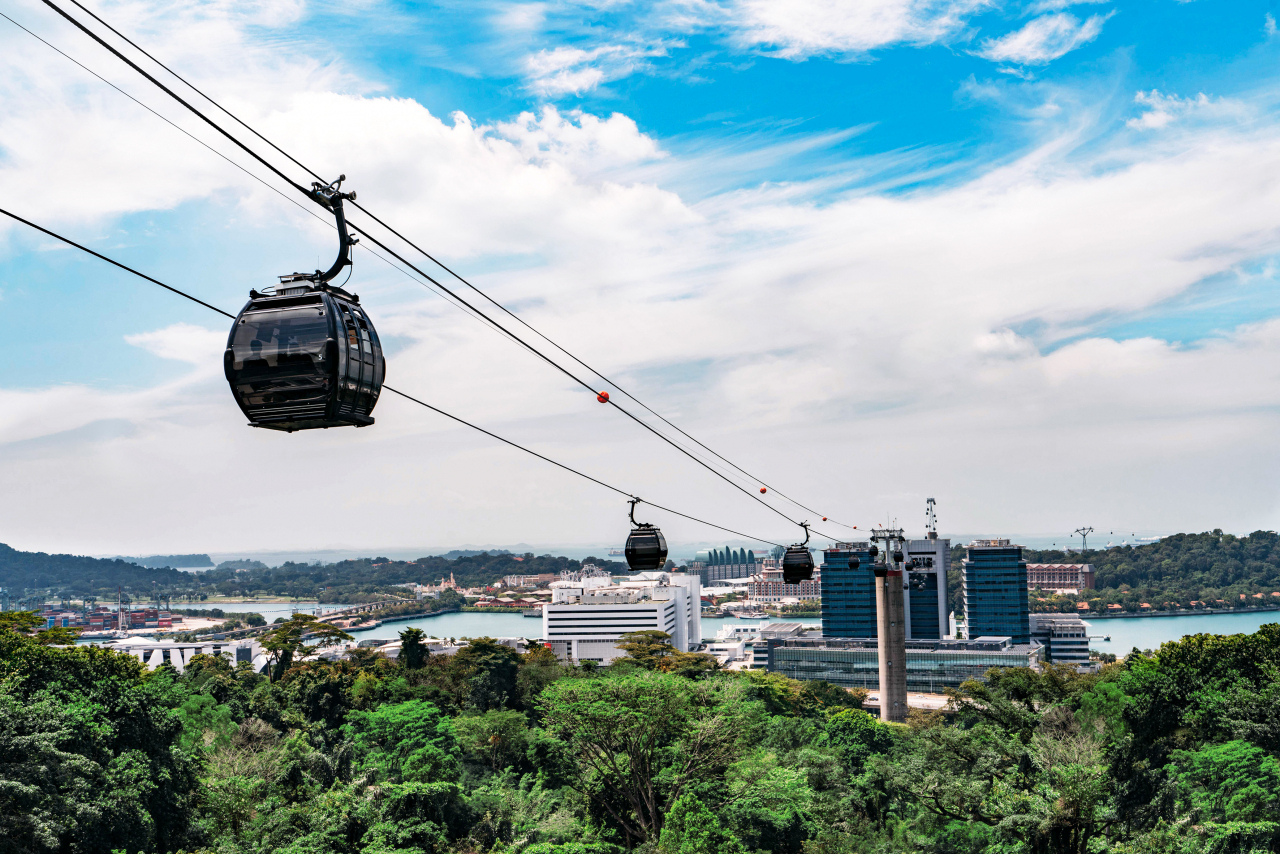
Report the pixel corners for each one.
[948,530,1280,615]
[0,543,189,599]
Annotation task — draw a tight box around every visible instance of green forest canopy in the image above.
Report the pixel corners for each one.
[3,613,1279,854]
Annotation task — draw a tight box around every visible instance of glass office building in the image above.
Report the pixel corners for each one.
[908,571,941,639]
[768,636,1043,693]
[905,537,950,640]
[820,543,876,638]
[962,540,1030,644]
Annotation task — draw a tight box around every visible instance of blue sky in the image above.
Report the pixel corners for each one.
[2,0,1280,554]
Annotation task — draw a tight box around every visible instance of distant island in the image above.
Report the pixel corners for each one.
[114,553,214,569]
[0,544,622,604]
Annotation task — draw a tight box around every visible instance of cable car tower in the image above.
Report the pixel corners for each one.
[869,525,908,723]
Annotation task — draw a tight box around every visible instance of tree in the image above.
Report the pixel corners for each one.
[0,610,82,645]
[0,630,199,853]
[616,630,678,669]
[657,792,746,854]
[453,637,520,711]
[454,709,531,772]
[344,699,460,784]
[539,670,763,843]
[399,627,428,670]
[258,614,353,681]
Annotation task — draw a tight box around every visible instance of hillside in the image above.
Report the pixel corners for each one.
[947,530,1280,615]
[1,543,624,603]
[0,543,190,599]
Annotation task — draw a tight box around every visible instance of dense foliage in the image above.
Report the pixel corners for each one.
[0,545,622,604]
[4,615,1279,854]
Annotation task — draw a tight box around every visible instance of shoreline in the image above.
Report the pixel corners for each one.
[1075,605,1280,620]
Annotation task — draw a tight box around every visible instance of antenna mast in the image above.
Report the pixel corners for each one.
[926,498,938,540]
[1073,526,1094,552]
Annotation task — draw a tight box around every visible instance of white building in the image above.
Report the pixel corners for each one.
[542,571,702,664]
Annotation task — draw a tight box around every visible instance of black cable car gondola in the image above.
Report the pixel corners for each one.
[624,498,668,572]
[782,522,815,584]
[224,176,384,432]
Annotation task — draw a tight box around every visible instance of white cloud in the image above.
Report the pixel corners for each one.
[725,0,990,57]
[1125,89,1243,130]
[125,323,226,364]
[510,0,993,94]
[978,11,1112,64]
[1265,12,1277,38]
[6,1,1280,553]
[524,42,673,95]
[1025,0,1110,13]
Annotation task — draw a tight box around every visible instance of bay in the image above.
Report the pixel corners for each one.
[1084,610,1280,655]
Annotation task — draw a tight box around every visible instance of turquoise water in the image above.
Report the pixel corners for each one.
[348,609,1277,653]
[88,602,1278,653]
[1084,611,1280,655]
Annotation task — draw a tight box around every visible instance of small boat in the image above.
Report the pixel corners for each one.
[522,608,543,618]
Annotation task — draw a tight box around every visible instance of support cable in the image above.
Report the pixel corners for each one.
[0,205,784,548]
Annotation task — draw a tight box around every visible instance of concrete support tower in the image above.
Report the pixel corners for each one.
[870,528,908,723]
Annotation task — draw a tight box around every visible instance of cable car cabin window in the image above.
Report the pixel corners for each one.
[231,307,329,371]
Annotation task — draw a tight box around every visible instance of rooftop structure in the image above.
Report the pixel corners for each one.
[542,572,701,664]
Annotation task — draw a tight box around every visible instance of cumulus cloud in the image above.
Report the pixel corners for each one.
[978,11,1112,64]
[5,1,1280,553]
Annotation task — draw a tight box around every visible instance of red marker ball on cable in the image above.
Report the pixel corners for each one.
[597,391,609,403]
[759,487,767,494]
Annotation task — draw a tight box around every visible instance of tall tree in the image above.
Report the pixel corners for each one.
[258,614,352,681]
[539,671,763,843]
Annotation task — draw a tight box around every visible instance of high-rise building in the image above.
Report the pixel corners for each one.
[820,542,877,638]
[962,539,1030,644]
[823,540,950,640]
[904,537,950,639]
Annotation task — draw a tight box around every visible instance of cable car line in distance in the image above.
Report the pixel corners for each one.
[40,0,861,535]
[0,205,785,548]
